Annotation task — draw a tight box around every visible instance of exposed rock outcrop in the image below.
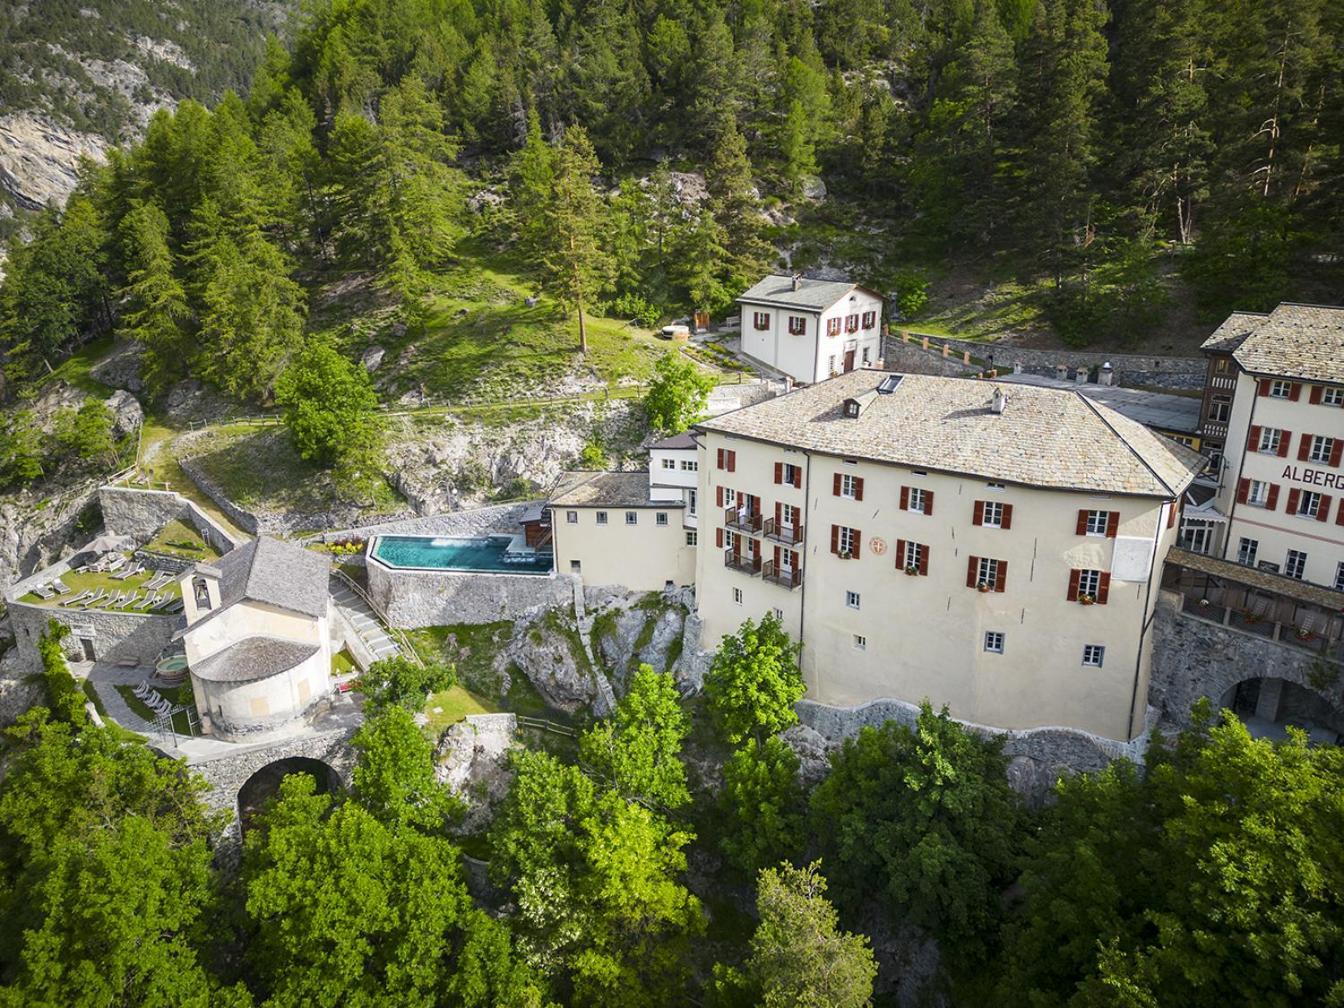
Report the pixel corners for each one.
[0,112,110,210]
[493,609,597,713]
[435,713,518,833]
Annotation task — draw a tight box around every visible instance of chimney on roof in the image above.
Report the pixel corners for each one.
[1099,361,1114,386]
[990,387,1007,415]
[1055,364,1068,382]
[791,273,802,291]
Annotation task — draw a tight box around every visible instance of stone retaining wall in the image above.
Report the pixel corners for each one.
[366,559,575,628]
[881,340,978,378]
[99,485,243,553]
[885,334,1206,390]
[312,502,537,544]
[1148,590,1344,727]
[6,597,182,674]
[175,458,263,535]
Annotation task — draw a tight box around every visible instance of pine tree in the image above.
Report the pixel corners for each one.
[706,116,774,293]
[117,203,193,395]
[539,125,614,354]
[508,108,556,266]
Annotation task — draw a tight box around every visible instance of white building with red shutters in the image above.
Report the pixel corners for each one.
[1206,304,1344,590]
[736,274,884,384]
[693,369,1204,742]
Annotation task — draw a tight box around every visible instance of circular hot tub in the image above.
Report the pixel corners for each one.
[156,653,189,684]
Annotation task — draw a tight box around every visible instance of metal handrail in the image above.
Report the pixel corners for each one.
[331,567,423,666]
[724,548,762,574]
[724,507,763,533]
[762,517,804,545]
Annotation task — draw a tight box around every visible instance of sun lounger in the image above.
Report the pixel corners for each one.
[113,565,143,581]
[104,556,127,572]
[31,585,55,600]
[119,592,141,609]
[61,590,92,607]
[149,595,171,611]
[81,590,107,609]
[164,600,184,614]
[52,579,71,594]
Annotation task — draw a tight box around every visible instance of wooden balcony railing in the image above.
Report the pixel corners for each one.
[724,548,762,575]
[762,517,803,545]
[724,507,763,533]
[762,560,803,589]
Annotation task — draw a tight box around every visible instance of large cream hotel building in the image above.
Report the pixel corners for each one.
[694,370,1204,741]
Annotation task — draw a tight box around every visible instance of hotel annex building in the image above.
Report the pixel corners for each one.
[692,370,1203,742]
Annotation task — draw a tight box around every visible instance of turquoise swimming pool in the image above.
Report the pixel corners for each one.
[370,534,553,575]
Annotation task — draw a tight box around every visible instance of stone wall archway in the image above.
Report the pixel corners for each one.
[237,756,343,833]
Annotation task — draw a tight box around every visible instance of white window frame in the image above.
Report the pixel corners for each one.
[656,512,668,526]
[853,634,867,650]
[1085,510,1109,535]
[596,511,608,525]
[981,501,1004,527]
[685,530,697,546]
[1269,380,1293,398]
[1323,387,1344,407]
[902,541,925,570]
[1082,645,1106,667]
[732,587,743,604]
[984,631,1005,654]
[861,346,871,365]
[976,556,999,587]
[1248,480,1270,507]
[1285,549,1308,580]
[907,487,927,514]
[1334,562,1344,592]
[688,489,697,516]
[1256,428,1282,454]
[861,310,876,329]
[1298,491,1322,519]
[787,315,806,335]
[781,463,800,485]
[680,459,698,471]
[840,474,858,499]
[1308,436,1334,464]
[661,458,676,470]
[753,311,770,331]
[1208,395,1231,422]
[625,511,638,525]
[1078,569,1101,597]
[1237,537,1258,566]
[566,510,578,524]
[845,590,861,610]
[827,354,837,375]
[771,606,784,621]
[780,503,797,527]
[723,488,737,507]
[838,526,857,555]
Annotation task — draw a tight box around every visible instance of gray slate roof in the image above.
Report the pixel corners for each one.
[1200,311,1267,354]
[649,431,697,450]
[191,635,320,683]
[211,536,330,618]
[1230,303,1344,383]
[737,274,873,312]
[697,369,1204,498]
[549,471,679,508]
[998,373,1201,435]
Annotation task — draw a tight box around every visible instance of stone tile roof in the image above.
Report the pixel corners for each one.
[737,274,876,312]
[697,370,1204,497]
[649,431,697,450]
[1230,303,1344,383]
[1200,310,1267,353]
[998,373,1201,434]
[213,536,330,618]
[191,635,319,683]
[549,471,678,508]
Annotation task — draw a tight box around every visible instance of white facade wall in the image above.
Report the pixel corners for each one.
[648,447,701,527]
[739,289,884,384]
[194,648,330,740]
[1216,372,1344,588]
[696,430,1179,740]
[551,505,696,591]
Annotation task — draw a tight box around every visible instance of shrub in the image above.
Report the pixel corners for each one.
[891,270,930,319]
[603,292,661,328]
[37,621,89,727]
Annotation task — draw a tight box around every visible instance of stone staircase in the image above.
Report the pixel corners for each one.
[330,575,401,664]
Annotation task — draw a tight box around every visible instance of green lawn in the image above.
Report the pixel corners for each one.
[142,518,219,561]
[331,648,357,677]
[40,336,117,397]
[22,558,181,608]
[422,684,498,738]
[113,683,195,736]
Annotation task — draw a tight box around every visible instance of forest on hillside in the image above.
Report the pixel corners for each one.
[1,0,1341,423]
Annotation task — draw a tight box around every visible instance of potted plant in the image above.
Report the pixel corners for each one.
[839,551,853,560]
[1296,626,1316,642]
[905,564,919,576]
[1078,593,1096,606]
[977,581,991,592]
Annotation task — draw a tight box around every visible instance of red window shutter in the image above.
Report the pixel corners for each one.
[1001,504,1013,529]
[716,448,724,469]
[1267,484,1280,510]
[966,556,978,588]
[918,547,929,576]
[727,450,736,472]
[774,462,782,484]
[793,467,802,489]
[900,486,910,510]
[1167,501,1179,529]
[995,561,1007,592]
[1097,572,1111,604]
[715,527,723,548]
[716,486,723,508]
[852,530,861,559]
[1258,379,1271,397]
[1310,385,1323,404]
[1331,441,1344,468]
[833,473,842,496]
[774,501,782,526]
[1236,478,1250,503]
[1247,425,1261,450]
[1277,433,1291,458]
[752,539,761,560]
[1290,383,1302,401]
[1317,495,1332,522]
[973,500,984,526]
[925,491,934,516]
[1067,569,1081,601]
[1106,511,1119,538]
[773,545,781,565]
[830,525,840,554]
[1298,435,1312,461]
[1287,488,1300,514]
[853,477,864,501]
[1337,500,1344,525]
[1076,509,1088,535]
[895,539,906,568]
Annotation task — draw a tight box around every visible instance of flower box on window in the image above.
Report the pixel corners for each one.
[1078,594,1096,606]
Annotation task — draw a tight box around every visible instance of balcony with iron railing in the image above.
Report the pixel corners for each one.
[724,507,763,534]
[724,548,762,575]
[762,517,804,546]
[762,559,802,589]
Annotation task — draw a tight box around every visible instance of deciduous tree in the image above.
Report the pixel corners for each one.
[704,613,804,746]
[580,664,690,810]
[274,342,383,470]
[720,736,805,873]
[642,351,716,436]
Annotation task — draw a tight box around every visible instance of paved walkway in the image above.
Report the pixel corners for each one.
[330,575,400,663]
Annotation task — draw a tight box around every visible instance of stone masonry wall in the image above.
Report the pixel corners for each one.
[367,561,576,628]
[99,485,244,553]
[880,340,978,378]
[884,334,1205,390]
[175,457,262,535]
[1148,590,1344,728]
[7,598,183,674]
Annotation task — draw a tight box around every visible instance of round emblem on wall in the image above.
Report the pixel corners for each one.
[869,536,887,556]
